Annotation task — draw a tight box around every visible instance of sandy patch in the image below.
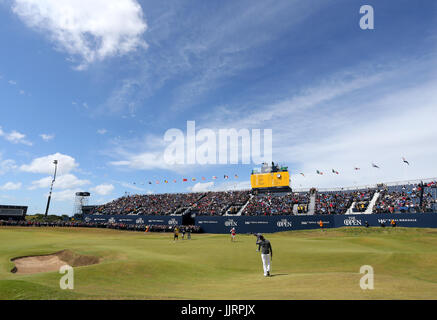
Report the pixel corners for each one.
[11,250,99,274]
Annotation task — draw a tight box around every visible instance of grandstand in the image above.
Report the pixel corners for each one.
[88,178,437,217]
[0,205,28,221]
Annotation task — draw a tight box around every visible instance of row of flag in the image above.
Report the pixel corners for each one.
[300,157,411,177]
[133,174,239,185]
[132,158,412,184]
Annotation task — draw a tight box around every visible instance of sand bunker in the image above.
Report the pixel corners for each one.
[11,250,99,274]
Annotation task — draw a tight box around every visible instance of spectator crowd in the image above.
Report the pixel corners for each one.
[0,219,201,233]
[84,183,437,217]
[192,191,251,216]
[242,192,309,216]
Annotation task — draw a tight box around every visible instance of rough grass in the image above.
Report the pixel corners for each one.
[1,226,437,300]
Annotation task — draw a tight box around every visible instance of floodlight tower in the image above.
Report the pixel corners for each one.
[44,159,58,217]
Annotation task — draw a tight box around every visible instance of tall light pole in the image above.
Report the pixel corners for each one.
[44,159,58,217]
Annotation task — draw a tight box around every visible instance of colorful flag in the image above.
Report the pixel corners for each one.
[354,167,360,170]
[164,180,168,183]
[212,176,217,180]
[234,174,238,179]
[148,181,152,185]
[316,170,323,175]
[156,180,160,184]
[332,169,339,175]
[202,177,206,181]
[183,178,188,182]
[192,178,196,181]
[372,163,380,169]
[300,173,305,177]
[173,179,177,183]
[402,157,410,165]
[224,175,229,179]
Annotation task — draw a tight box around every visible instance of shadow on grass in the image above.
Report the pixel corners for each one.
[270,273,288,277]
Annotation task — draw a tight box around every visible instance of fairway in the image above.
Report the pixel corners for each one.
[1,227,437,300]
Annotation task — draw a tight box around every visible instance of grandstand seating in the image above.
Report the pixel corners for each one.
[90,182,437,216]
[191,191,251,216]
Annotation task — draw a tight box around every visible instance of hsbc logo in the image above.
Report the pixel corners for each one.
[108,218,116,224]
[225,219,238,227]
[277,219,292,228]
[344,216,362,226]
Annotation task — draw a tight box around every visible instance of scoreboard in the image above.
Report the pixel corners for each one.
[251,171,290,189]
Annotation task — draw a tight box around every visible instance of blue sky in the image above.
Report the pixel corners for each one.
[0,0,436,215]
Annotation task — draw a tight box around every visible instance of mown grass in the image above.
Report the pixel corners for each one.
[1,226,437,300]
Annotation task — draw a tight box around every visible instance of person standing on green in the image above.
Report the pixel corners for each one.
[256,235,273,277]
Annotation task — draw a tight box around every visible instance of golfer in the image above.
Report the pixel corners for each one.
[173,226,179,241]
[187,226,191,240]
[256,235,273,277]
[230,227,236,242]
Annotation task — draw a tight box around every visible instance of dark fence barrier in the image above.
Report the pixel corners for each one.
[334,213,437,229]
[83,213,437,234]
[83,215,182,226]
[195,215,335,233]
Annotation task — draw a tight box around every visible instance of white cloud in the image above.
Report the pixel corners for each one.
[0,157,17,175]
[50,189,78,202]
[29,173,90,190]
[214,180,251,191]
[109,152,172,171]
[107,135,177,171]
[120,182,145,192]
[20,153,78,175]
[97,129,107,135]
[0,182,22,190]
[91,183,114,196]
[189,182,214,192]
[40,133,54,141]
[6,131,28,144]
[12,0,148,69]
[280,80,437,189]
[8,80,17,85]
[0,127,32,146]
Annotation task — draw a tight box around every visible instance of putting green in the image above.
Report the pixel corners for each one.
[1,226,437,299]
